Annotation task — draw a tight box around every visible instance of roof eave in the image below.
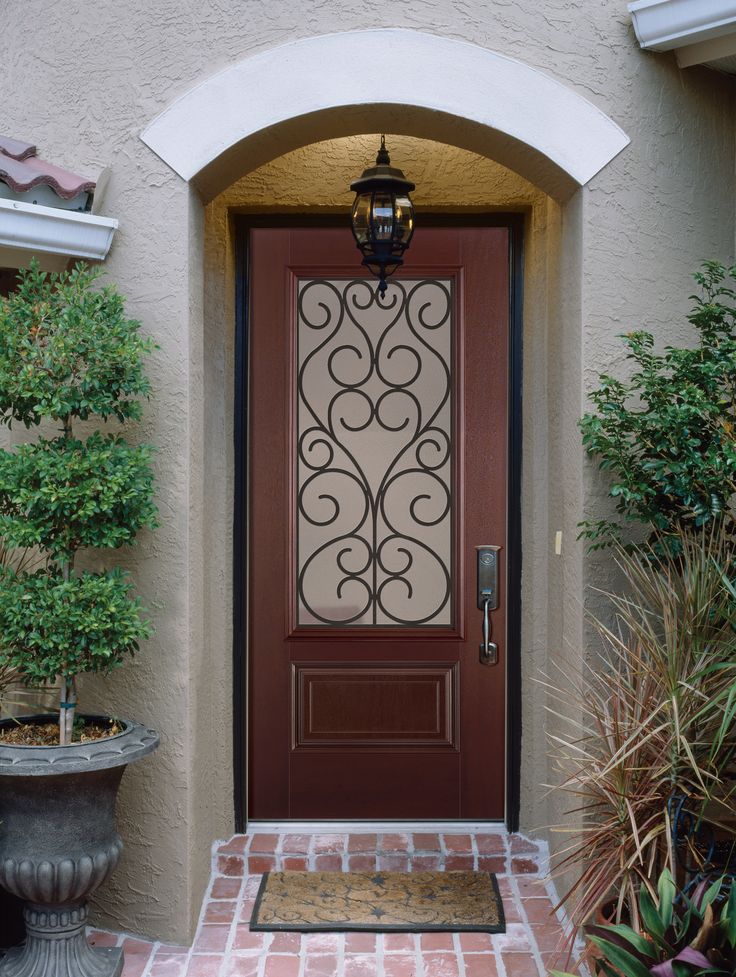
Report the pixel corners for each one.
[628,0,736,52]
[0,198,118,263]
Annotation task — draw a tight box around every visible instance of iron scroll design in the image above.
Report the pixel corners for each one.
[296,278,454,627]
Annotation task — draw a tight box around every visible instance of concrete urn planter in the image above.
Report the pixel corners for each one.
[0,716,159,977]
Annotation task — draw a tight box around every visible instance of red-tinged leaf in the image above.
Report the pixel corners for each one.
[691,880,710,911]
[650,961,675,977]
[674,946,712,969]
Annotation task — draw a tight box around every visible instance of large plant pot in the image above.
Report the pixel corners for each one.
[0,715,159,977]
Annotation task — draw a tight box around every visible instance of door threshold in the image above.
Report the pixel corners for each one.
[246,820,507,833]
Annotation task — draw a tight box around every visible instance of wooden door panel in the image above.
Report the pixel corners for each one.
[248,226,508,819]
[294,664,457,747]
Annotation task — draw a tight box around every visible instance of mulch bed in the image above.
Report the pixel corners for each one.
[0,719,122,746]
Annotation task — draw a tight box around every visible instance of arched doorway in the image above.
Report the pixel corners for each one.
[140,29,628,830]
[141,28,629,202]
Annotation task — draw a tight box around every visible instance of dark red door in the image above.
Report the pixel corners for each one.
[248,226,508,819]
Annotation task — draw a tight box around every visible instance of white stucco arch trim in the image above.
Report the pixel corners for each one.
[141,29,629,197]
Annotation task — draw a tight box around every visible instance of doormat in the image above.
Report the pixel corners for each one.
[251,871,506,932]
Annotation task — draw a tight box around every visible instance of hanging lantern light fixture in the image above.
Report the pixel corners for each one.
[350,135,416,296]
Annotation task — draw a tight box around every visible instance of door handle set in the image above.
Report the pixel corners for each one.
[476,545,500,665]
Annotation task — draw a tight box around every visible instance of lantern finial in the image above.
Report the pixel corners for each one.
[376,134,390,166]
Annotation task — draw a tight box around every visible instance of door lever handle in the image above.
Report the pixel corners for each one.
[480,595,498,665]
[476,545,500,666]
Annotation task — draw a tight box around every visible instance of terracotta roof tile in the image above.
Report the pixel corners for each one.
[0,136,95,200]
[0,136,35,160]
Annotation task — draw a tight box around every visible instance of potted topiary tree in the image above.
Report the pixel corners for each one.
[0,260,159,977]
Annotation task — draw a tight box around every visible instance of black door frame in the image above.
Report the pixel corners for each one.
[232,213,524,830]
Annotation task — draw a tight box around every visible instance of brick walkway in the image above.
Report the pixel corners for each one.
[89,830,578,977]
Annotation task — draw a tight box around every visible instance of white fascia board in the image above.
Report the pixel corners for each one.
[629,0,736,51]
[0,198,118,262]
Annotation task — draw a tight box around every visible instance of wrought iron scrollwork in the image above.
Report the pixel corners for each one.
[296,278,453,626]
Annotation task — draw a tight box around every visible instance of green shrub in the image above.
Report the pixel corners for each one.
[0,433,156,558]
[0,260,157,743]
[0,568,151,683]
[580,261,736,551]
[0,260,151,425]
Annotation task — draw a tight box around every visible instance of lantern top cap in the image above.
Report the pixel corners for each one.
[350,135,415,194]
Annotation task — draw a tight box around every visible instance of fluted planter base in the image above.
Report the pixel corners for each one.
[0,716,158,977]
[0,905,122,977]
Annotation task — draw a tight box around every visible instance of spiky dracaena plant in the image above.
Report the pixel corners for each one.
[543,527,736,935]
[0,260,157,744]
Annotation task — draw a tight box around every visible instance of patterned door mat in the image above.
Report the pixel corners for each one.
[251,871,506,933]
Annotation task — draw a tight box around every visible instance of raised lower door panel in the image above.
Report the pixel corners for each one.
[294,664,457,748]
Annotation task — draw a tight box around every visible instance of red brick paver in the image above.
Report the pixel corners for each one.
[383,957,418,977]
[211,877,242,899]
[413,833,441,851]
[225,958,260,977]
[150,955,189,977]
[464,953,499,977]
[89,828,583,977]
[305,955,339,977]
[249,834,279,854]
[349,834,378,853]
[264,955,300,977]
[443,834,473,853]
[346,933,377,954]
[381,833,410,852]
[282,834,311,854]
[89,930,119,948]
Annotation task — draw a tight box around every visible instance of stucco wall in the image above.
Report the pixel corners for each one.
[3,0,735,944]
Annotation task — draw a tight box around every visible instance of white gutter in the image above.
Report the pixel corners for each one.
[0,198,118,261]
[629,0,736,51]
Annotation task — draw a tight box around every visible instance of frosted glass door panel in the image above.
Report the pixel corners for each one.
[296,278,453,627]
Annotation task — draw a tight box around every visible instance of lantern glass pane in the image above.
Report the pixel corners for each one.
[393,196,414,244]
[371,192,395,241]
[352,194,372,246]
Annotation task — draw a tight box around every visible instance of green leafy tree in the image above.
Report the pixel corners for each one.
[580,261,736,551]
[0,260,157,743]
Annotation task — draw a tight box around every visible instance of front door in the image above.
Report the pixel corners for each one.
[248,226,509,819]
